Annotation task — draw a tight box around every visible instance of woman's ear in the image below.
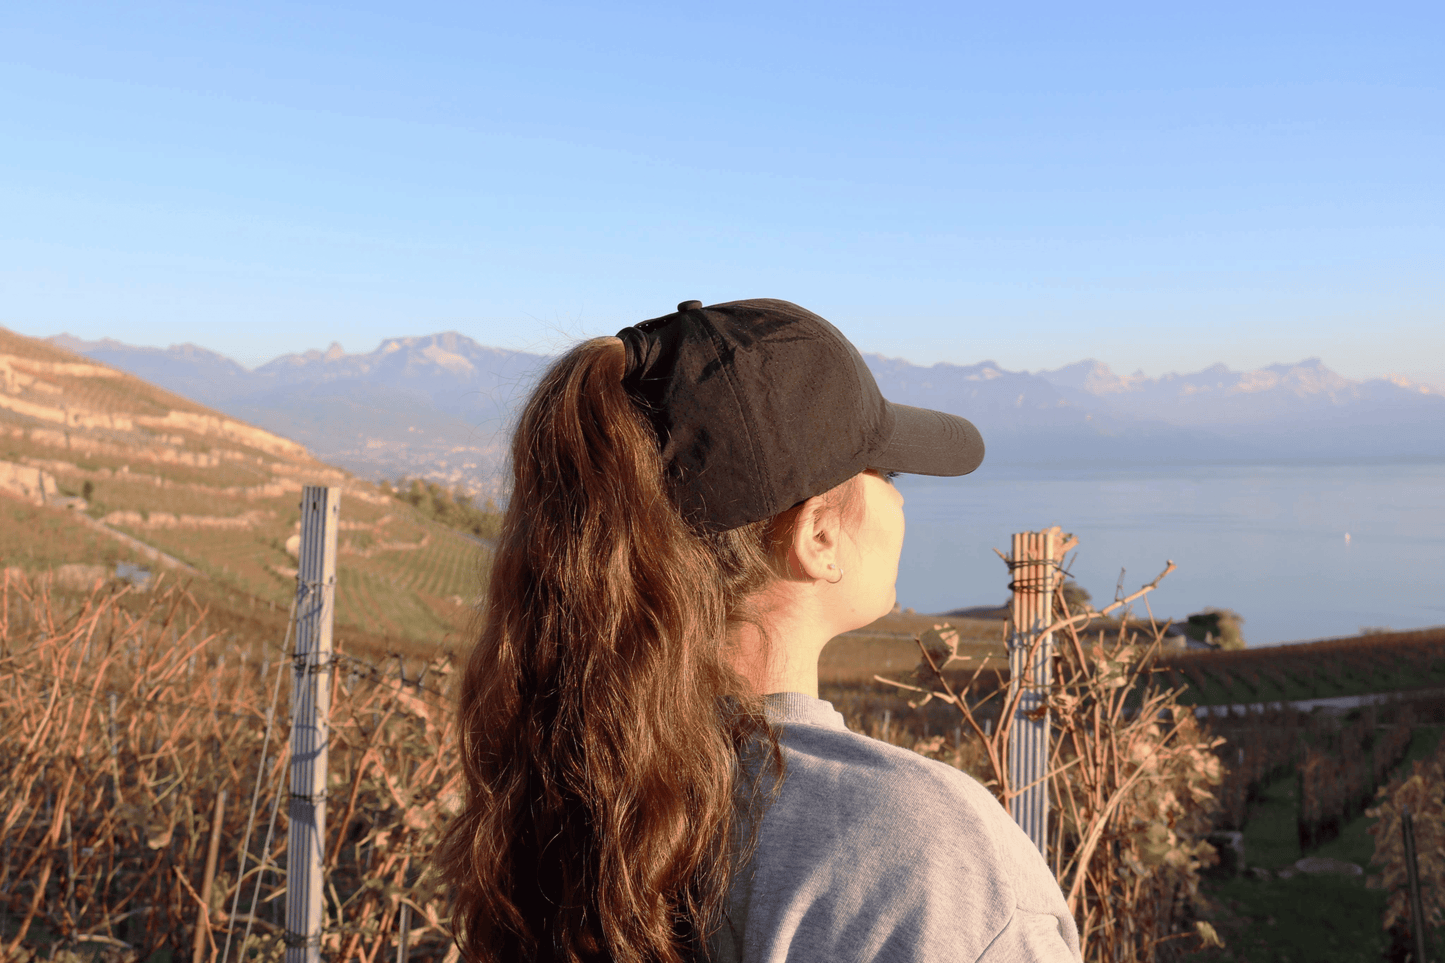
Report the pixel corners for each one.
[787,494,841,582]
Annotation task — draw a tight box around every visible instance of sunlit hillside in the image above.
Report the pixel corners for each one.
[0,325,489,654]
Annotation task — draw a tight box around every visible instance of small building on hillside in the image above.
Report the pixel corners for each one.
[1161,622,1224,652]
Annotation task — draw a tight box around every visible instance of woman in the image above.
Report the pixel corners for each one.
[436,299,1081,963]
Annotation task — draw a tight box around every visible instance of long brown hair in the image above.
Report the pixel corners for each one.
[435,336,865,963]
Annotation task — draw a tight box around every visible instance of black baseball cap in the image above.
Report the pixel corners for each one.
[615,298,984,533]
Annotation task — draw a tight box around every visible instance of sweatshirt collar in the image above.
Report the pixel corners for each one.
[761,691,847,732]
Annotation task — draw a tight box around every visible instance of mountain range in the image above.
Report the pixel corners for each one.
[47,332,1445,495]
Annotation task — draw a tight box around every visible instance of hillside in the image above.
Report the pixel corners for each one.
[0,326,488,653]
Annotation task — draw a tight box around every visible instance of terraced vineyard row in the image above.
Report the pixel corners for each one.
[338,522,485,646]
[1156,627,1445,706]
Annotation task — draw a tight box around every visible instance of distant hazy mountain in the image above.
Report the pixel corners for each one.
[47,336,255,406]
[1031,357,1445,460]
[51,333,552,495]
[52,332,547,421]
[50,333,1445,491]
[1037,357,1432,423]
[861,357,1268,466]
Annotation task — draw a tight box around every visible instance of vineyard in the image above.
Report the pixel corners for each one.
[1201,702,1419,846]
[1297,711,1414,850]
[1155,627,1445,707]
[835,618,1445,877]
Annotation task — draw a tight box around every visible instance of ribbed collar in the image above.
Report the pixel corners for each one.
[761,692,847,732]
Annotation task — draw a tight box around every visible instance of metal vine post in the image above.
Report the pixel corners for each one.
[286,485,340,963]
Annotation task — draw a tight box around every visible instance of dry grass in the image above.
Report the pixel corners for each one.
[0,572,998,961]
[0,572,463,961]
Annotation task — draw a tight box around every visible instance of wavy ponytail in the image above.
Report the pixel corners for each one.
[436,337,864,963]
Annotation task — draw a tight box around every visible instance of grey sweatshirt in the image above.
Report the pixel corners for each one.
[707,692,1082,963]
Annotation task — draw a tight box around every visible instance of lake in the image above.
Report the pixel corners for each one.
[891,461,1445,647]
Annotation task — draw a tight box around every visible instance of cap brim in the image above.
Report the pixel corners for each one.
[875,403,985,477]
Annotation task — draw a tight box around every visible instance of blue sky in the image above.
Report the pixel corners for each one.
[3,2,1441,385]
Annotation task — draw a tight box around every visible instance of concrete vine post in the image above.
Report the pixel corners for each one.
[286,486,340,963]
[1006,527,1074,856]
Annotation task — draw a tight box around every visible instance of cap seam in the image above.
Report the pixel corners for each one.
[700,315,772,525]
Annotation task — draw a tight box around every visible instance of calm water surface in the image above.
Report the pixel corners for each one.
[892,461,1445,647]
